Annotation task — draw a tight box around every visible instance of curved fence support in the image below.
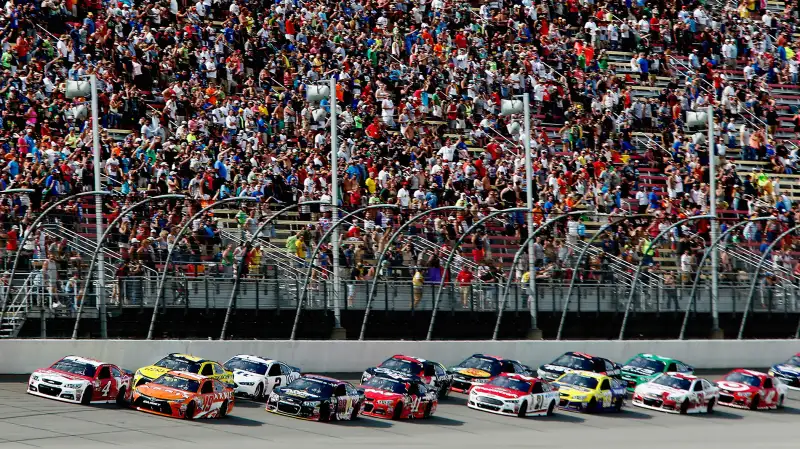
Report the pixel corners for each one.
[619,215,714,340]
[72,194,185,339]
[556,214,653,340]
[493,210,587,340]
[678,217,775,339]
[359,206,465,341]
[290,204,399,340]
[738,224,800,340]
[147,196,258,340]
[427,207,527,341]
[219,200,325,340]
[1,191,109,323]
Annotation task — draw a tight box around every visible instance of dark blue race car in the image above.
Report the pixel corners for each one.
[769,353,800,390]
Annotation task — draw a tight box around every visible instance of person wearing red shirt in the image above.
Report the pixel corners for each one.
[456,266,474,308]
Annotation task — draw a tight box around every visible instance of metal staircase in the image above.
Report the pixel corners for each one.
[0,273,36,338]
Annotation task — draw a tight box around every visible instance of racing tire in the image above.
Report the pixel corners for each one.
[680,400,689,415]
[350,402,360,420]
[517,401,528,418]
[614,397,623,412]
[254,383,264,401]
[546,401,555,416]
[587,398,597,414]
[81,386,93,405]
[115,387,127,407]
[706,399,715,415]
[423,402,433,419]
[438,385,449,400]
[318,403,330,423]
[749,396,760,411]
[392,403,403,420]
[184,402,196,420]
[777,395,784,409]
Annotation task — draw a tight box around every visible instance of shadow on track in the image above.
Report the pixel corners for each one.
[234,399,266,409]
[206,415,265,427]
[408,415,465,426]
[336,417,394,428]
[774,405,800,415]
[592,409,652,419]
[695,410,744,420]
[542,412,585,423]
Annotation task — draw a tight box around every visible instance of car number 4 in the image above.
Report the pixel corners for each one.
[101,382,111,397]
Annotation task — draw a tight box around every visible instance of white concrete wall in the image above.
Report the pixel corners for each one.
[0,340,796,374]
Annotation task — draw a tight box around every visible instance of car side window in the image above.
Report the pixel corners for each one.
[604,361,615,373]
[692,381,703,392]
[434,364,446,377]
[213,364,226,375]
[345,384,358,396]
[512,362,525,373]
[268,364,282,376]
[214,380,227,393]
[334,384,346,396]
[532,382,543,394]
[502,362,514,373]
[408,383,419,396]
[200,364,213,376]
[97,366,111,379]
[280,364,292,376]
[600,379,611,391]
[201,380,213,394]
[763,378,773,389]
[677,363,689,372]
[667,363,677,372]
[110,367,121,378]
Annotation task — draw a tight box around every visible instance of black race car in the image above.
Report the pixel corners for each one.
[361,354,453,399]
[537,352,621,382]
[265,374,364,422]
[447,354,534,393]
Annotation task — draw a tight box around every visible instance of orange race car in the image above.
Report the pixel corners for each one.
[131,371,234,419]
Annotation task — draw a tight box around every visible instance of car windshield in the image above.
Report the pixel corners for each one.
[154,356,202,373]
[380,357,422,375]
[787,356,800,367]
[724,372,761,387]
[626,356,666,373]
[458,357,501,375]
[364,377,407,394]
[552,354,594,371]
[224,358,268,375]
[286,378,334,397]
[488,376,531,393]
[51,359,96,377]
[557,373,598,389]
[652,375,691,391]
[152,374,200,392]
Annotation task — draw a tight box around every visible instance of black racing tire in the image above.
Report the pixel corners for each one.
[116,387,127,407]
[777,395,784,409]
[517,401,528,418]
[254,383,264,401]
[680,400,690,415]
[318,403,330,422]
[81,386,93,405]
[184,402,195,420]
[547,400,555,416]
[350,401,360,420]
[392,403,403,420]
[706,399,715,414]
[614,397,623,412]
[438,384,449,400]
[749,396,760,411]
[587,398,597,414]
[423,402,432,419]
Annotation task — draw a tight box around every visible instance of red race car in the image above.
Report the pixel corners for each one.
[28,356,133,405]
[360,372,437,419]
[716,369,788,410]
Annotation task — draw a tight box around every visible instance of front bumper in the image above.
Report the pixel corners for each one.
[450,377,487,393]
[558,397,592,412]
[718,393,752,409]
[28,381,84,404]
[467,395,519,415]
[360,400,395,419]
[265,398,319,420]
[631,395,680,413]
[233,382,260,398]
[132,395,185,418]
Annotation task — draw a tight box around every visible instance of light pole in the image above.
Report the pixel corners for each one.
[555,214,653,340]
[678,216,775,339]
[219,200,325,340]
[500,97,539,338]
[0,190,109,323]
[707,105,722,339]
[427,207,527,341]
[359,206,466,340]
[146,196,257,340]
[72,194,185,339]
[737,224,800,339]
[618,215,714,340]
[290,204,399,340]
[493,210,588,340]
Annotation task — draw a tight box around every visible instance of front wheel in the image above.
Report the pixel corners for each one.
[517,401,528,418]
[254,383,264,401]
[423,402,433,419]
[706,399,715,414]
[184,402,196,420]
[614,397,623,412]
[438,384,449,400]
[777,395,784,409]
[81,386,93,405]
[318,403,330,423]
[680,400,689,415]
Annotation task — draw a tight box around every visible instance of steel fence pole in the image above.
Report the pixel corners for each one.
[427,207,527,340]
[619,215,713,340]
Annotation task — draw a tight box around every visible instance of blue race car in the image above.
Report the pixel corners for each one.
[769,353,800,390]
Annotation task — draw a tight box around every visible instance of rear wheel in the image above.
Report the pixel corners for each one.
[546,401,555,416]
[392,403,403,420]
[706,399,715,414]
[614,397,623,412]
[680,400,689,415]
[115,387,127,407]
[423,402,433,419]
[777,395,784,409]
[81,386,93,405]
[517,401,528,418]
[184,402,195,420]
[219,400,228,418]
[750,396,760,411]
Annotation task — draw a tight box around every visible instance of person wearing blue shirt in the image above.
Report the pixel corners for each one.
[637,55,649,84]
[214,158,228,180]
[7,159,19,177]
[648,187,660,209]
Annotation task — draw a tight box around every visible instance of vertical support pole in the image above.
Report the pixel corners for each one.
[523,94,540,339]
[330,77,344,339]
[90,75,107,339]
[708,105,722,339]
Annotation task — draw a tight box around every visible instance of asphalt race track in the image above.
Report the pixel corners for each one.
[0,373,797,449]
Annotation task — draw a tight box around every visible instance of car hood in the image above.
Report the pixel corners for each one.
[33,369,92,384]
[137,366,171,380]
[363,388,403,402]
[232,370,263,381]
[277,389,325,401]
[636,384,686,398]
[539,364,573,376]
[366,367,420,380]
[716,380,758,394]
[450,367,492,378]
[470,386,526,399]
[771,364,800,377]
[553,383,594,397]
[136,384,194,401]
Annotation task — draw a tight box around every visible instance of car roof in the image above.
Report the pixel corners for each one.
[499,372,537,383]
[565,351,598,360]
[731,368,767,378]
[636,353,679,363]
[167,353,209,363]
[304,374,343,385]
[166,371,208,381]
[372,371,416,383]
[229,354,274,365]
[666,372,698,381]
[389,354,426,365]
[62,356,104,367]
[472,354,507,362]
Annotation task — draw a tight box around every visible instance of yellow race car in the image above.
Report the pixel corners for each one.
[552,371,626,413]
[133,353,234,387]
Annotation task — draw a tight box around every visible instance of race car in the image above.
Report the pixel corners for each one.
[620,353,693,392]
[133,353,233,387]
[223,355,301,400]
[28,356,132,405]
[360,372,437,419]
[361,354,452,399]
[266,374,365,422]
[552,371,626,413]
[631,372,719,414]
[768,353,800,390]
[537,352,621,382]
[448,354,534,393]
[716,369,787,410]
[131,371,234,419]
[467,373,558,417]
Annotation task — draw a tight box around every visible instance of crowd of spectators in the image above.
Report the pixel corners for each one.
[0,0,800,311]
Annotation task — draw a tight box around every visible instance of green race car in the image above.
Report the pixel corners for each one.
[620,354,693,392]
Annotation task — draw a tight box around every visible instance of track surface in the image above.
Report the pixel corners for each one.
[0,372,797,449]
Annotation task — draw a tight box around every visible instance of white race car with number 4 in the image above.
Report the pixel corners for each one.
[632,373,719,414]
[28,356,133,405]
[223,355,300,400]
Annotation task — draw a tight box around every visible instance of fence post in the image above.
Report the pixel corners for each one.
[449,282,455,315]
[384,282,389,313]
